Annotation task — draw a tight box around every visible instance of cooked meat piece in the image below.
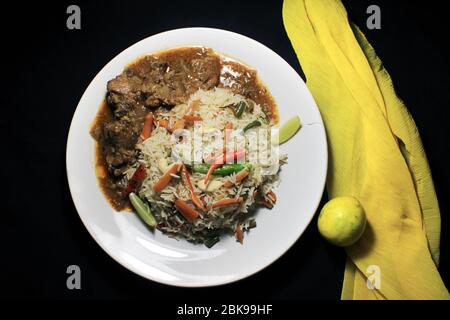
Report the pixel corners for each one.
[143,82,181,106]
[106,73,146,118]
[127,55,168,79]
[124,55,186,107]
[144,95,161,108]
[106,92,137,118]
[100,117,141,174]
[103,119,140,150]
[107,74,142,95]
[191,56,221,88]
[106,49,222,111]
[154,80,186,106]
[105,149,135,176]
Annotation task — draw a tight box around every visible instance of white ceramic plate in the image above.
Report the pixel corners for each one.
[66,28,327,287]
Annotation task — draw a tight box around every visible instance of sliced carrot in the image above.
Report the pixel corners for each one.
[189,99,200,113]
[157,119,169,129]
[235,225,244,244]
[204,163,220,185]
[126,164,147,193]
[223,170,249,188]
[258,191,276,209]
[223,149,246,164]
[171,119,185,131]
[183,114,203,122]
[181,165,205,211]
[191,194,205,211]
[212,197,243,208]
[267,190,277,203]
[258,199,274,209]
[175,199,199,223]
[181,101,202,126]
[224,122,233,146]
[204,149,246,184]
[140,112,154,140]
[153,162,181,193]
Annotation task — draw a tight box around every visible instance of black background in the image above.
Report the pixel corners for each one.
[2,0,449,300]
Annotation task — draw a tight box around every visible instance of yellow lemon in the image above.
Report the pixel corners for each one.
[318,196,366,247]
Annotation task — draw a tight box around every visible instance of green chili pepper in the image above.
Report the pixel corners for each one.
[234,101,247,118]
[129,192,156,227]
[192,164,211,174]
[259,115,269,125]
[192,163,251,175]
[243,120,262,132]
[204,236,220,248]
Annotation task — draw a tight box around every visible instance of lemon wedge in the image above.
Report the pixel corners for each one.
[272,115,301,145]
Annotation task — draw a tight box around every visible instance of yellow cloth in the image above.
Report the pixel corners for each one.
[282,0,449,300]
